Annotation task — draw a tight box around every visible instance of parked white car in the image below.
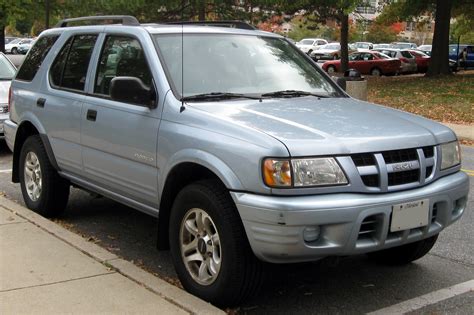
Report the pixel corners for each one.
[0,52,16,139]
[5,38,34,54]
[295,38,328,54]
[372,48,418,73]
[310,43,341,60]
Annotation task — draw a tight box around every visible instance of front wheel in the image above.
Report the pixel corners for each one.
[327,65,337,74]
[19,135,70,217]
[11,47,18,54]
[368,234,438,265]
[169,180,262,307]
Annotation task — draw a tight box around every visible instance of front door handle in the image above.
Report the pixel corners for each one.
[36,98,46,108]
[86,109,97,121]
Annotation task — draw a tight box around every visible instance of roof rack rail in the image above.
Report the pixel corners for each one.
[55,15,140,28]
[165,20,256,30]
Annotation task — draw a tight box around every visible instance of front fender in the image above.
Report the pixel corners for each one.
[159,148,244,195]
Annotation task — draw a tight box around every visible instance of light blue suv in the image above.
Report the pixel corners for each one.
[4,16,469,306]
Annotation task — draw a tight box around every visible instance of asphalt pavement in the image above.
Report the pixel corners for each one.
[0,142,472,314]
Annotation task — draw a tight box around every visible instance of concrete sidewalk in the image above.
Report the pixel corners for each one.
[0,197,224,315]
[444,123,474,141]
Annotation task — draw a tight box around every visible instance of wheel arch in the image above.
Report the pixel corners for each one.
[156,152,244,250]
[12,120,58,183]
[370,66,382,76]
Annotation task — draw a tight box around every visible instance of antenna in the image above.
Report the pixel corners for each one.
[179,0,186,113]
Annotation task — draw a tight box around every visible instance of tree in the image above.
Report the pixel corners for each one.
[281,0,364,72]
[378,0,472,76]
[366,22,398,43]
[0,0,34,52]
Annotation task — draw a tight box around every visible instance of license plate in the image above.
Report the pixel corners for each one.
[390,199,429,232]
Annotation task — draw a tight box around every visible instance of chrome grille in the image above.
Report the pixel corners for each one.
[0,105,8,114]
[351,146,437,192]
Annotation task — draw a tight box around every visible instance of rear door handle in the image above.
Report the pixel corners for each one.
[86,109,97,121]
[36,98,46,108]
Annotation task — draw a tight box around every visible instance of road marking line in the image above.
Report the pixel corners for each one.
[367,279,474,315]
[0,169,12,173]
[462,169,474,176]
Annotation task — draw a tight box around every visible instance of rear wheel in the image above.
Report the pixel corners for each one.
[327,65,337,74]
[169,180,262,307]
[11,47,18,54]
[368,234,438,265]
[370,67,382,76]
[19,135,70,217]
[333,54,339,60]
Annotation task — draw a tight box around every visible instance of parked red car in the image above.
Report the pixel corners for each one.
[322,51,401,76]
[408,49,431,73]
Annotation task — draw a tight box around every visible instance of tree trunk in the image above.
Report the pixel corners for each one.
[0,24,5,53]
[340,12,349,73]
[426,0,453,76]
[198,0,206,21]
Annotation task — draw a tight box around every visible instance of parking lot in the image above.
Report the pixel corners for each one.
[0,141,472,314]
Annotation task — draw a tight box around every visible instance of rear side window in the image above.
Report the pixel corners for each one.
[16,35,59,81]
[50,34,97,91]
[401,51,414,59]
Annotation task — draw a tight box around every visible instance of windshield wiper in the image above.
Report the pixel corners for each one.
[181,92,261,102]
[261,90,329,98]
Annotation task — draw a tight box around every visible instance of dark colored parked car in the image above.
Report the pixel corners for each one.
[322,51,400,76]
[449,44,473,69]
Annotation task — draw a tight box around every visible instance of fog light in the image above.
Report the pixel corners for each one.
[303,226,321,242]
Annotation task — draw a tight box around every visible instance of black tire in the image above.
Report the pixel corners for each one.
[370,67,382,76]
[368,234,438,265]
[169,179,262,307]
[11,47,18,54]
[19,135,69,217]
[327,65,337,74]
[333,54,339,60]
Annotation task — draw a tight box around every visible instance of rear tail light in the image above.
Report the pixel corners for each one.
[8,86,12,113]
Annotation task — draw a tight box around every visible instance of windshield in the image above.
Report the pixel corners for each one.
[299,39,315,45]
[325,44,340,50]
[155,34,339,98]
[8,38,21,45]
[374,52,391,59]
[0,54,16,80]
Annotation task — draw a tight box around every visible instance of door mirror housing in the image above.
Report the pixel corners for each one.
[110,76,157,108]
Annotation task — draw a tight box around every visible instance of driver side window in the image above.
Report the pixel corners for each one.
[94,35,152,97]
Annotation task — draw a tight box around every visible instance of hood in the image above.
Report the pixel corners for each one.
[190,97,455,156]
[315,48,338,54]
[0,80,11,104]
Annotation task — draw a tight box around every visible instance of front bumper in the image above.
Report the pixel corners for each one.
[0,114,8,139]
[3,119,17,150]
[232,171,469,263]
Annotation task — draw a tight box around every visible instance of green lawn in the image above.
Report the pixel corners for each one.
[367,72,474,125]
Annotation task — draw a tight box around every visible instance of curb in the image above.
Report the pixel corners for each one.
[443,123,474,141]
[0,196,224,315]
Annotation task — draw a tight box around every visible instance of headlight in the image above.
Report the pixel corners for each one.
[262,157,348,188]
[440,141,461,170]
[292,158,347,187]
[263,159,292,187]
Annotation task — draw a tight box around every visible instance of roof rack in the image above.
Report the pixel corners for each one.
[165,20,256,30]
[55,15,140,28]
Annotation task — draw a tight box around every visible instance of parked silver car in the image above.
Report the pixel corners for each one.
[0,52,16,139]
[4,16,469,306]
[373,48,418,73]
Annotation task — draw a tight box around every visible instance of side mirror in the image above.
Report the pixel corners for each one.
[110,76,157,108]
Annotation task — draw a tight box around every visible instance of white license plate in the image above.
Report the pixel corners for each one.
[390,199,429,232]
